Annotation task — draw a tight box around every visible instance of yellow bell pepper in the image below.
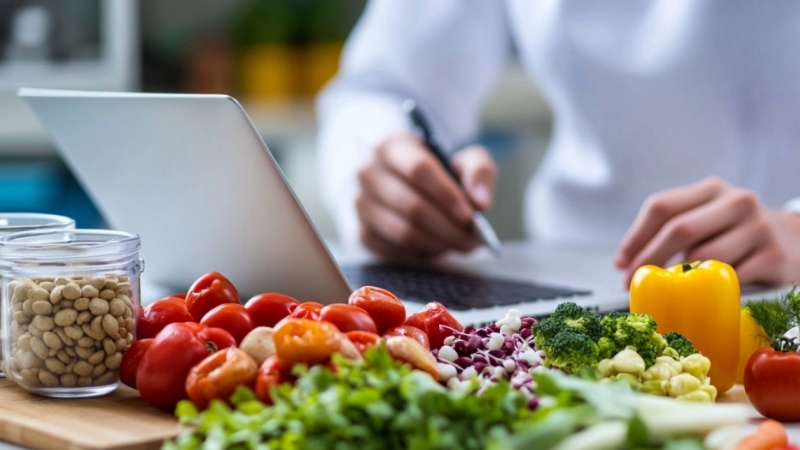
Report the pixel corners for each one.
[629,260,740,394]
[736,306,770,384]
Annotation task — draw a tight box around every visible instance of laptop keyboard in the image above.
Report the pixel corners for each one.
[342,264,591,311]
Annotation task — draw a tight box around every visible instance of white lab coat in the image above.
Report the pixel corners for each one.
[316,0,800,250]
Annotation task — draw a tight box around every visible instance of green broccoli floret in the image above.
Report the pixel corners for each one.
[597,336,619,361]
[663,331,697,358]
[531,319,561,351]
[540,331,600,374]
[599,311,627,340]
[548,302,601,340]
[612,314,667,367]
[598,311,628,359]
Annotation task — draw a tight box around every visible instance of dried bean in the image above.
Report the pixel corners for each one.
[61,283,81,300]
[42,331,62,350]
[49,286,63,304]
[73,361,93,377]
[31,301,52,316]
[60,373,77,387]
[105,353,122,370]
[39,370,59,387]
[81,285,99,299]
[73,297,90,311]
[54,308,77,327]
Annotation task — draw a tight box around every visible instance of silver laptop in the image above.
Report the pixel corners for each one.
[19,88,636,324]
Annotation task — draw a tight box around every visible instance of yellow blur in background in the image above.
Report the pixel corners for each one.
[737,306,770,384]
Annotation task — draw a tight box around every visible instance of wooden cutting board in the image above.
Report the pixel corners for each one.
[0,379,181,450]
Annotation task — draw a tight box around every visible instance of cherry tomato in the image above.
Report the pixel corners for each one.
[384,324,430,350]
[185,272,240,321]
[273,318,342,367]
[119,338,152,389]
[254,355,291,404]
[319,304,378,334]
[404,302,463,349]
[137,295,194,339]
[200,303,255,344]
[348,286,406,334]
[185,347,258,410]
[289,302,323,320]
[744,347,800,421]
[245,293,300,327]
[345,330,382,354]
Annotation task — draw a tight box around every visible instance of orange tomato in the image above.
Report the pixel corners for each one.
[273,318,343,367]
[185,347,258,410]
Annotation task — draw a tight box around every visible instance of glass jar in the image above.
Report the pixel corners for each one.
[0,229,142,398]
[0,213,75,378]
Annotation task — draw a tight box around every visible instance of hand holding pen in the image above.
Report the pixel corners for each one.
[352,99,500,261]
[402,99,502,257]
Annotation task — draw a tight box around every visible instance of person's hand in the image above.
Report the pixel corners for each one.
[615,177,800,287]
[355,133,497,261]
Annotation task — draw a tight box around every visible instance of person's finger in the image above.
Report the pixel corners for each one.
[623,187,755,274]
[376,135,473,225]
[451,145,497,211]
[358,164,479,252]
[615,177,728,268]
[734,245,787,286]
[355,190,448,255]
[683,215,769,267]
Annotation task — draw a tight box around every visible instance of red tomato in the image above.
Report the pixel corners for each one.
[345,330,382,354]
[289,302,323,320]
[254,355,291,404]
[136,322,236,411]
[119,338,152,389]
[245,293,300,327]
[137,296,194,339]
[185,347,258,410]
[404,302,463,349]
[185,272,240,321]
[744,347,800,421]
[348,286,406,334]
[384,324,430,350]
[273,318,342,367]
[200,303,255,344]
[319,304,378,334]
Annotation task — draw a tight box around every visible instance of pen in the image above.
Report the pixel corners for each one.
[402,99,502,257]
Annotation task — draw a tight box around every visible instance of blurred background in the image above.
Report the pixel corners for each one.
[0,0,551,242]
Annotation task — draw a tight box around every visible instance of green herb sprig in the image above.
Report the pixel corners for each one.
[745,287,800,352]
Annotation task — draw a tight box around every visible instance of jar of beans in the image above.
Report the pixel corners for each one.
[0,213,75,379]
[0,229,142,398]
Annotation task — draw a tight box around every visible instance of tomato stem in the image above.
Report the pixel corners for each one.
[206,340,219,354]
[681,262,693,273]
[773,336,800,353]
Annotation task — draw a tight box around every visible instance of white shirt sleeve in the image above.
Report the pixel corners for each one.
[784,197,800,215]
[316,0,513,250]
